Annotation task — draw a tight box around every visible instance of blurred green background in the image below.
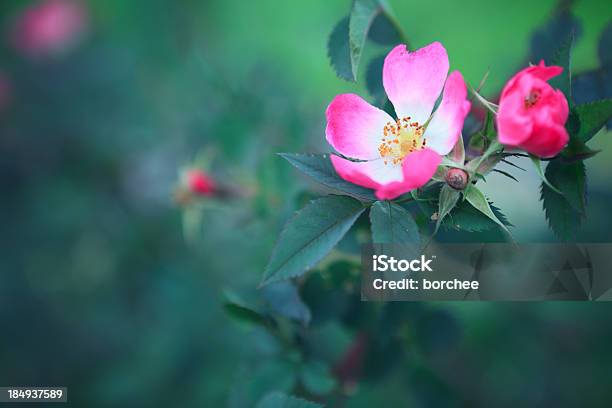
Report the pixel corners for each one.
[1,0,611,406]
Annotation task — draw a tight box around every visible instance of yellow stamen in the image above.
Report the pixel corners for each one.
[378,116,426,165]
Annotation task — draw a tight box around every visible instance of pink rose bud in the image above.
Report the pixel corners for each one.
[445,167,469,190]
[11,0,87,58]
[187,169,216,196]
[496,61,569,158]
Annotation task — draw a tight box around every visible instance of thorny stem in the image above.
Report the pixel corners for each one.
[475,69,490,95]
[469,85,498,114]
[502,152,530,158]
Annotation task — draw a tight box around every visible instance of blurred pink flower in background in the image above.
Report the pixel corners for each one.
[186,169,216,196]
[496,61,569,158]
[174,169,217,206]
[11,0,88,58]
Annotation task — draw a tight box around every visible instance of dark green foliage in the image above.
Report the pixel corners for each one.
[446,200,512,233]
[365,54,386,107]
[256,392,323,408]
[571,99,612,142]
[300,361,336,395]
[3,1,612,407]
[348,0,386,81]
[541,160,586,240]
[280,153,377,201]
[415,185,512,233]
[464,185,512,235]
[327,16,353,81]
[368,12,402,45]
[369,201,420,244]
[261,282,312,326]
[262,195,365,285]
[435,185,461,234]
[327,0,403,81]
[573,22,612,128]
[529,6,581,65]
[549,32,574,104]
[224,302,268,327]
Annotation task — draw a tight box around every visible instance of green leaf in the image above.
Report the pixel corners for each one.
[468,132,487,155]
[327,16,353,81]
[261,195,365,286]
[280,153,377,201]
[468,111,495,155]
[557,160,587,213]
[562,138,601,162]
[349,0,387,80]
[261,282,311,326]
[365,54,386,107]
[599,21,612,66]
[435,184,461,234]
[370,201,420,244]
[464,185,511,235]
[301,272,352,326]
[223,292,267,327]
[431,165,446,182]
[368,11,402,45]
[440,156,466,169]
[466,154,501,177]
[541,185,583,240]
[529,155,562,194]
[549,32,574,105]
[328,1,396,82]
[483,110,496,139]
[300,361,336,395]
[449,201,512,232]
[468,139,503,176]
[540,159,586,240]
[256,392,323,408]
[224,303,266,327]
[545,159,586,212]
[572,99,612,142]
[413,185,511,232]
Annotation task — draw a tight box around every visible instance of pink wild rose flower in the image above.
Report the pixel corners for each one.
[496,61,569,158]
[327,42,471,200]
[11,0,87,58]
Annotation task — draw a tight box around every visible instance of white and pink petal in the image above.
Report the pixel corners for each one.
[382,43,449,124]
[326,94,393,160]
[331,148,441,200]
[330,155,403,189]
[375,149,441,199]
[423,71,471,155]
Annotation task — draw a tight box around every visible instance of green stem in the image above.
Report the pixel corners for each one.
[469,86,498,114]
[472,139,503,175]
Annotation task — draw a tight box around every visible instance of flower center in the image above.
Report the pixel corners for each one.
[378,117,425,165]
[524,90,540,108]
